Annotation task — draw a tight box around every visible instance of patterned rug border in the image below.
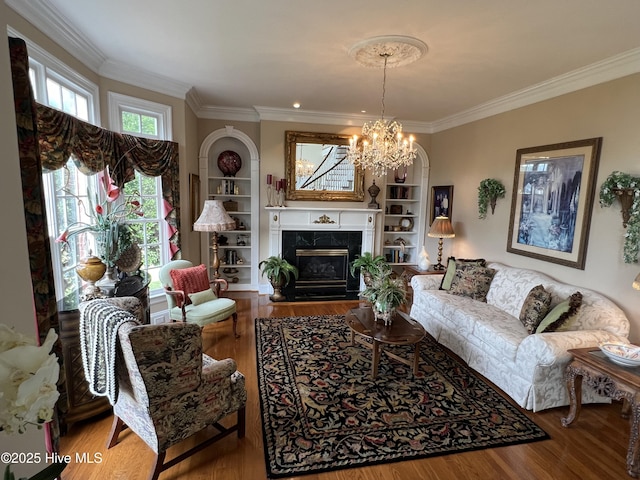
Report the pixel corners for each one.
[256,314,550,479]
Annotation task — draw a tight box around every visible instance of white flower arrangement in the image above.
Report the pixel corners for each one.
[0,325,59,435]
[599,171,640,264]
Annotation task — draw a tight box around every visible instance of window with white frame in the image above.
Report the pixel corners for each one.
[108,92,173,295]
[16,30,172,303]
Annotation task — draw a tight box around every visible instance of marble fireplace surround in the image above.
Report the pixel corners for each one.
[263,207,381,297]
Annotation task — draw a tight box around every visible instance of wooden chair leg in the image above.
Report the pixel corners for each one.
[232,312,239,338]
[107,416,125,449]
[237,406,246,438]
[148,451,166,480]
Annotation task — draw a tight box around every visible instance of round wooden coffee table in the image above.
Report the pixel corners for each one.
[345,307,426,379]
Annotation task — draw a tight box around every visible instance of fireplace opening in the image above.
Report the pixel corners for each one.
[295,248,348,298]
[282,230,362,301]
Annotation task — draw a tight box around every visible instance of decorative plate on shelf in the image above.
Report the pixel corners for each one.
[599,343,640,367]
[399,217,414,231]
[115,243,142,273]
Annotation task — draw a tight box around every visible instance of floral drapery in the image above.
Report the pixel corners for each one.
[36,103,181,258]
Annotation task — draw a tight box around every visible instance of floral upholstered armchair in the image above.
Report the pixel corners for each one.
[107,320,247,480]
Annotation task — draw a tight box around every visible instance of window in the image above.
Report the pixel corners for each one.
[109,93,173,295]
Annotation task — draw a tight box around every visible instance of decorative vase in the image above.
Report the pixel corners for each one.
[96,266,118,297]
[373,302,394,326]
[76,255,107,298]
[367,180,380,209]
[418,246,431,271]
[394,166,407,183]
[269,275,286,302]
[217,150,242,177]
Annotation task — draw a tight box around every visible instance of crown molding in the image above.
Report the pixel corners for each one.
[6,0,105,72]
[99,59,191,99]
[8,0,640,131]
[431,46,640,133]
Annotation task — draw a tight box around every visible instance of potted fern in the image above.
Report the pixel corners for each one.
[478,178,506,219]
[361,276,407,325]
[349,252,391,287]
[259,255,299,302]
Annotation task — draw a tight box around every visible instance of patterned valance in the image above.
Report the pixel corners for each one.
[35,103,181,259]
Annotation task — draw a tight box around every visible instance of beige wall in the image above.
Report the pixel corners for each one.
[430,73,640,341]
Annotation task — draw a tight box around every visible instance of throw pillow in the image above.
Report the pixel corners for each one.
[535,292,583,333]
[448,265,496,302]
[188,287,217,306]
[439,257,487,290]
[169,264,210,307]
[519,285,553,334]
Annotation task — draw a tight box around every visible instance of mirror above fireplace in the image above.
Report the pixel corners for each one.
[285,131,365,202]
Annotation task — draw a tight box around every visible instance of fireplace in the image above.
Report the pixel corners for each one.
[282,230,362,301]
[295,248,349,298]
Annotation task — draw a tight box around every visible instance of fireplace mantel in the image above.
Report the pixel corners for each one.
[266,206,381,260]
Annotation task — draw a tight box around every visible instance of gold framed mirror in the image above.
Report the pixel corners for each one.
[285,131,365,201]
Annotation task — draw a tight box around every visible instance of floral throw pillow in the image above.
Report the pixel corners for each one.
[448,265,496,302]
[169,264,210,307]
[519,285,553,334]
[439,257,487,290]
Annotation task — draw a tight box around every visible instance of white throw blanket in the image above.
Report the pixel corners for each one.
[79,299,140,405]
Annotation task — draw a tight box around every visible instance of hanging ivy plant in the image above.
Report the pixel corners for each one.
[599,171,640,263]
[477,178,506,219]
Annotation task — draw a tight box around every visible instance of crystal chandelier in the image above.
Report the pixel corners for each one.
[347,36,426,178]
[295,145,315,179]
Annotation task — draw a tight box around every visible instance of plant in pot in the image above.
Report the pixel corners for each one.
[477,178,506,219]
[259,255,299,302]
[349,252,391,287]
[361,276,407,325]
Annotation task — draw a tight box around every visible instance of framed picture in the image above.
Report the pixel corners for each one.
[430,185,453,225]
[189,173,200,231]
[507,137,602,270]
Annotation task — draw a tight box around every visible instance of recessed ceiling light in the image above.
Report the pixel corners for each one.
[293,102,301,109]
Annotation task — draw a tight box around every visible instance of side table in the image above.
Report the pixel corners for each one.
[400,266,441,304]
[562,347,640,477]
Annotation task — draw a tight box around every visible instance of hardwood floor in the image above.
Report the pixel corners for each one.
[60,292,630,479]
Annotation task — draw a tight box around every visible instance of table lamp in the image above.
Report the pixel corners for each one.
[193,200,236,278]
[427,216,455,271]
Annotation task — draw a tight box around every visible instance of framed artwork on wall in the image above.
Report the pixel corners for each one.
[506,137,602,270]
[430,185,453,225]
[189,173,200,231]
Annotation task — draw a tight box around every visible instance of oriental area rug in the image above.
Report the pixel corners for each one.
[255,315,549,479]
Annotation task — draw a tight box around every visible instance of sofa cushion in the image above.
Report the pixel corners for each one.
[519,285,553,334]
[449,265,496,302]
[536,292,583,333]
[440,257,487,290]
[170,264,210,307]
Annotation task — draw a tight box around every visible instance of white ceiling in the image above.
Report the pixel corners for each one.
[8,0,640,131]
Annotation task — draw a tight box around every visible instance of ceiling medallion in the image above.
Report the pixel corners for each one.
[347,36,427,178]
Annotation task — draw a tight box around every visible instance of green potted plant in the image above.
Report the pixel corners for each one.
[349,252,391,286]
[259,255,299,302]
[599,171,640,263]
[361,276,407,325]
[478,178,506,219]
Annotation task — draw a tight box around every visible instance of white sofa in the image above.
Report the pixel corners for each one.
[409,262,631,411]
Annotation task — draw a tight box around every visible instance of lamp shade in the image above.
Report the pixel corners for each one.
[633,272,640,291]
[428,216,455,238]
[193,200,236,232]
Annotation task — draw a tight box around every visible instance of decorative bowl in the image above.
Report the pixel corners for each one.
[217,150,242,177]
[599,343,640,367]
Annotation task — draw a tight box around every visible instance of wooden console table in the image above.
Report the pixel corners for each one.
[57,274,150,434]
[562,347,640,477]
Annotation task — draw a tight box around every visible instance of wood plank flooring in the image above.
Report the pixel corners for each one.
[59,292,630,479]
